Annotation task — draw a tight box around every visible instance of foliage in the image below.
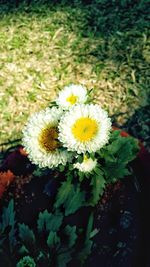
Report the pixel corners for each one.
[54,180,73,209]
[0,130,140,266]
[97,130,139,183]
[54,181,85,215]
[37,210,63,233]
[16,256,36,267]
[89,171,106,206]
[0,199,96,267]
[19,224,36,248]
[54,130,139,212]
[0,199,16,252]
[78,212,95,264]
[32,167,51,178]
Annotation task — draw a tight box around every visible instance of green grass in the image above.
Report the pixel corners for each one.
[0,0,149,147]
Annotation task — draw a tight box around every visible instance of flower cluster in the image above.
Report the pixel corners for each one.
[22,84,112,173]
[0,85,139,267]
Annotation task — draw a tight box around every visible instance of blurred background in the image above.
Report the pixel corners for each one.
[0,0,149,150]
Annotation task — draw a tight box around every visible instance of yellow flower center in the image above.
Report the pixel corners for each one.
[66,94,78,105]
[71,117,98,142]
[38,125,59,152]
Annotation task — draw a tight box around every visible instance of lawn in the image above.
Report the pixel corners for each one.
[0,0,149,147]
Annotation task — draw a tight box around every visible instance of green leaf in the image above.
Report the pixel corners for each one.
[78,240,93,264]
[19,223,35,247]
[90,228,99,239]
[47,231,60,248]
[68,163,73,171]
[97,149,115,162]
[89,152,95,160]
[57,252,72,267]
[117,137,139,164]
[78,155,83,163]
[32,167,50,177]
[78,171,85,182]
[1,199,16,251]
[94,167,104,176]
[104,161,130,182]
[98,133,139,182]
[90,174,106,206]
[37,251,46,262]
[83,213,99,263]
[54,180,73,209]
[109,130,121,141]
[86,213,94,241]
[1,200,15,229]
[37,210,63,233]
[16,256,36,267]
[18,245,29,255]
[64,225,77,248]
[64,186,85,216]
[104,134,139,164]
[37,251,46,266]
[65,172,74,182]
[59,165,65,172]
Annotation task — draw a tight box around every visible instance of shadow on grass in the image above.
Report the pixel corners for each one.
[0,0,149,84]
[0,0,149,82]
[0,0,149,34]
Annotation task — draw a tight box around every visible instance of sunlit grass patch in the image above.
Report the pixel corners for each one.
[0,0,149,146]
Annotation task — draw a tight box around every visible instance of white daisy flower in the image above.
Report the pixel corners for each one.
[74,155,97,173]
[58,104,112,154]
[22,107,69,168]
[56,84,87,109]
